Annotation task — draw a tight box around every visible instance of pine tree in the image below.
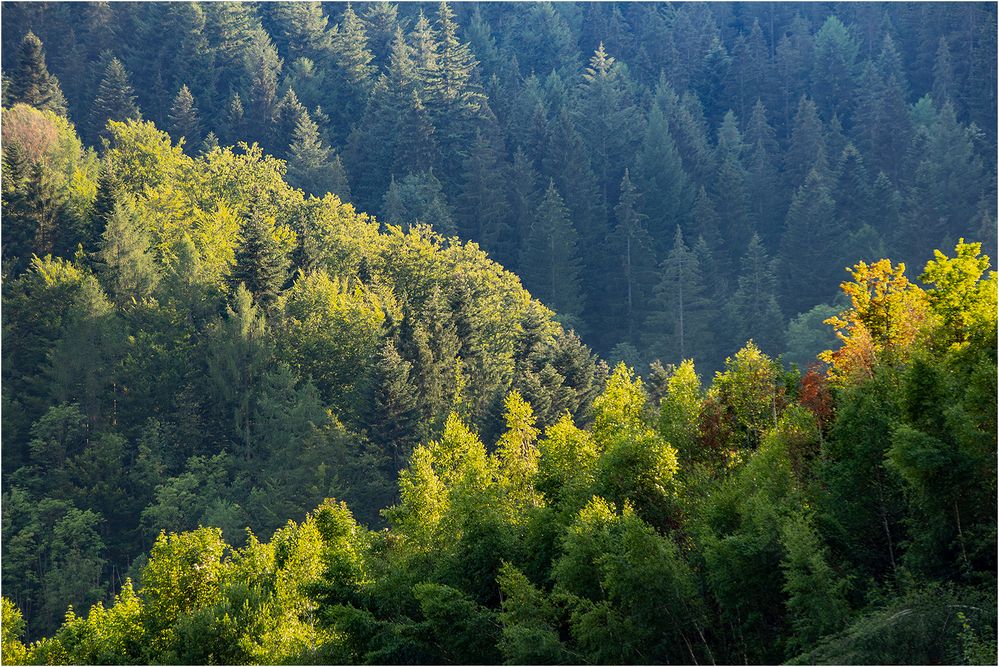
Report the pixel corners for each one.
[89,57,141,144]
[9,32,68,115]
[633,104,693,247]
[729,233,784,355]
[646,226,714,366]
[167,85,202,148]
[97,201,160,309]
[229,210,290,311]
[520,181,584,321]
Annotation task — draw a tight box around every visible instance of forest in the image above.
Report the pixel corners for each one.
[0,1,996,665]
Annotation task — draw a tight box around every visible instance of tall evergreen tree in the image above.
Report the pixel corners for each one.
[780,169,842,317]
[575,43,641,205]
[457,131,512,262]
[9,32,68,116]
[810,15,859,122]
[785,95,826,188]
[89,57,141,144]
[167,85,202,149]
[520,181,584,323]
[228,210,290,312]
[646,226,714,366]
[729,233,784,355]
[364,339,421,473]
[286,110,339,198]
[605,169,657,346]
[633,104,693,247]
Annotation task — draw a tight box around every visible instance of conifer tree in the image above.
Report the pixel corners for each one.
[229,210,290,312]
[729,233,784,354]
[810,15,859,122]
[457,130,511,261]
[780,169,842,317]
[646,226,714,366]
[97,201,160,309]
[223,92,247,144]
[167,85,202,148]
[273,88,308,156]
[361,1,401,65]
[832,143,873,231]
[329,3,376,131]
[89,57,141,144]
[931,37,955,108]
[267,0,329,63]
[9,32,68,116]
[785,96,826,187]
[575,43,641,204]
[506,148,540,271]
[712,111,752,262]
[364,339,421,472]
[286,111,337,197]
[606,169,656,346]
[633,104,693,247]
[245,31,282,144]
[520,181,584,321]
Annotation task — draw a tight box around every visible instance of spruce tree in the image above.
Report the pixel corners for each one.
[245,31,282,145]
[712,111,752,263]
[931,37,955,108]
[286,111,336,197]
[364,339,421,472]
[780,169,842,317]
[457,130,511,261]
[9,32,68,116]
[329,3,376,132]
[89,57,141,144]
[229,210,290,312]
[646,226,714,366]
[167,85,202,148]
[223,92,247,145]
[606,169,657,346]
[729,233,784,355]
[361,1,401,65]
[633,104,693,246]
[785,96,826,188]
[810,15,859,122]
[273,88,308,157]
[520,181,584,322]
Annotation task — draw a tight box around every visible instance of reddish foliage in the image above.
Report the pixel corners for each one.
[699,394,734,464]
[799,364,834,430]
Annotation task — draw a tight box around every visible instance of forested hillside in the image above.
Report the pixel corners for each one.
[1,2,997,665]
[2,1,996,370]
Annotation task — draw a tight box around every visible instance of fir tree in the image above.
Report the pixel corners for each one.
[167,85,202,148]
[223,92,247,144]
[229,210,290,312]
[633,104,693,247]
[780,169,842,317]
[286,111,336,197]
[646,226,714,366]
[785,96,826,188]
[364,339,421,472]
[729,233,784,355]
[606,169,656,346]
[89,57,141,144]
[9,32,68,116]
[457,131,511,261]
[520,181,584,321]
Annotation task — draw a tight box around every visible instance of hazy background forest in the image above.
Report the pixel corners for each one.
[0,2,996,665]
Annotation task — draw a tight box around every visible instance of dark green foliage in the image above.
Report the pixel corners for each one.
[228,211,290,312]
[0,4,996,663]
[89,57,141,144]
[9,32,67,115]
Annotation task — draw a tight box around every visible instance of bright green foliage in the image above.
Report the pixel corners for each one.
[920,239,998,348]
[657,360,703,464]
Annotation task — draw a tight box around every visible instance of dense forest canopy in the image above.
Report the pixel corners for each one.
[0,2,996,665]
